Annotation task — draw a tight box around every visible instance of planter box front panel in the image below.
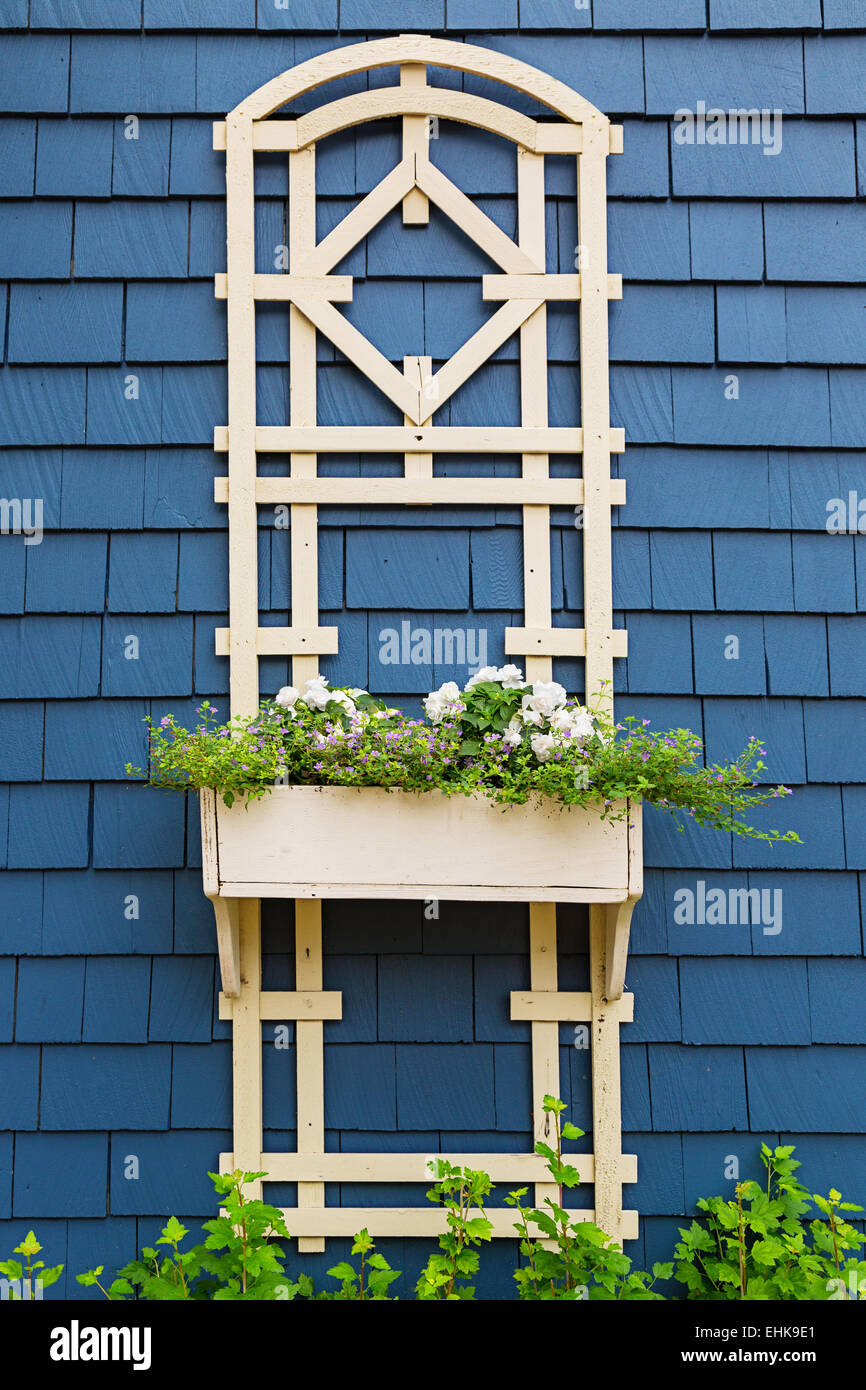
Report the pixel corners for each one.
[206,786,637,901]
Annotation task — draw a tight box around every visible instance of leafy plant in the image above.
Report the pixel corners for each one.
[19,1139,865,1304]
[415,1159,494,1300]
[507,1096,670,1300]
[320,1229,401,1301]
[78,1170,304,1301]
[0,1229,63,1300]
[673,1143,866,1300]
[130,669,798,844]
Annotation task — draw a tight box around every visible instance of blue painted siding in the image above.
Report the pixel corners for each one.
[0,9,864,1300]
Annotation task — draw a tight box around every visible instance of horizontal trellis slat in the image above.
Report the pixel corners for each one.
[216,881,632,902]
[218,1151,638,1185]
[213,477,626,506]
[214,425,627,453]
[279,1209,640,1242]
[214,626,339,657]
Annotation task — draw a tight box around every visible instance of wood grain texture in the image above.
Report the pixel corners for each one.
[214,626,339,656]
[214,787,632,895]
[218,881,631,903]
[224,115,259,718]
[510,990,634,1023]
[295,897,327,1253]
[288,146,322,690]
[250,1151,638,1184]
[590,903,628,1245]
[528,902,560,1215]
[215,477,625,506]
[229,35,611,127]
[214,273,353,301]
[403,355,433,506]
[231,899,263,1198]
[504,626,628,657]
[605,801,644,1001]
[518,150,552,684]
[400,64,430,224]
[296,89,542,154]
[276,1207,639,1241]
[578,128,617,715]
[199,787,219,896]
[219,991,343,1021]
[214,110,585,155]
[211,896,240,999]
[214,425,590,454]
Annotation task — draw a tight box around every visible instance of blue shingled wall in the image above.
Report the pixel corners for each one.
[1,4,865,1301]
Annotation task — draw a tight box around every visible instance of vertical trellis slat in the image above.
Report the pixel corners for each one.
[401,62,430,225]
[225,115,260,718]
[288,145,322,693]
[517,148,553,688]
[577,123,617,714]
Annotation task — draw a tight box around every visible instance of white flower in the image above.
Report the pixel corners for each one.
[275,685,300,709]
[328,689,356,716]
[302,676,331,711]
[530,732,557,762]
[503,717,523,749]
[549,705,595,741]
[497,664,526,689]
[465,664,527,691]
[548,707,571,730]
[423,681,463,724]
[571,711,595,741]
[464,665,501,690]
[522,680,567,721]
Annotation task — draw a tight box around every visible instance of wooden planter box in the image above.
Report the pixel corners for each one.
[200,786,642,999]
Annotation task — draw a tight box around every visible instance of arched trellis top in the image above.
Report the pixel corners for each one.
[212,37,623,155]
[222,33,612,128]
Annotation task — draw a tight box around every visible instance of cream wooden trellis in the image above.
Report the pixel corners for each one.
[204,35,641,1252]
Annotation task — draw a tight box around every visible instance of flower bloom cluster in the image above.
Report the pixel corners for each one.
[133,672,799,846]
[423,668,595,763]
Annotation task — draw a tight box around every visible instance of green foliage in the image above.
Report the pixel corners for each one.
[507,1096,670,1300]
[77,1170,303,1301]
[130,672,798,844]
[415,1160,494,1300]
[0,1229,63,1300]
[673,1144,866,1300]
[320,1229,401,1301]
[21,1132,864,1304]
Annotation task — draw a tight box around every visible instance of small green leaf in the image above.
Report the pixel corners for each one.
[14,1231,42,1259]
